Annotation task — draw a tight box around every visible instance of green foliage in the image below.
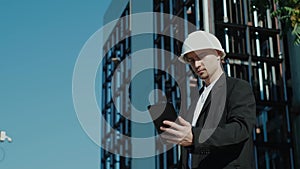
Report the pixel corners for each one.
[272,0,300,45]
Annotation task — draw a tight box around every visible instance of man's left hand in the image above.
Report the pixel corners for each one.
[160,116,193,146]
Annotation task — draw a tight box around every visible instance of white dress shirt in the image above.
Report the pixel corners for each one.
[192,74,222,126]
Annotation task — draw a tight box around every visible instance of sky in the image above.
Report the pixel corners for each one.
[0,1,111,169]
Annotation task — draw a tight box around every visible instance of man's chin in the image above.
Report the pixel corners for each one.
[198,74,208,80]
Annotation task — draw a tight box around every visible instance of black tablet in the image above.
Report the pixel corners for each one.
[147,102,178,134]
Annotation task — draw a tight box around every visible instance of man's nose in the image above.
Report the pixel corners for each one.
[194,60,202,68]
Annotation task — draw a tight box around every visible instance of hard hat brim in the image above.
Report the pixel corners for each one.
[178,49,226,64]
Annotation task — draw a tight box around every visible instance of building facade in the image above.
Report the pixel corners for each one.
[101,0,297,168]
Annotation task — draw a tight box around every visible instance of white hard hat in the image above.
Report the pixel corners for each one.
[178,31,226,63]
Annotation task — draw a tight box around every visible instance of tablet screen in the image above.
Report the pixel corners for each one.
[147,102,178,134]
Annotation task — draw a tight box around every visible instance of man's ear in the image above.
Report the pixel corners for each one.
[216,50,225,64]
[216,50,223,57]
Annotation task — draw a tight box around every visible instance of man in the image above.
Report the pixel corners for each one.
[160,31,256,169]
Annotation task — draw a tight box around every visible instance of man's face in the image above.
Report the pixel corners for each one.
[184,49,221,80]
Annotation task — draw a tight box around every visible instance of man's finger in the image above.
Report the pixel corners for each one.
[160,126,179,136]
[178,116,190,126]
[162,120,182,130]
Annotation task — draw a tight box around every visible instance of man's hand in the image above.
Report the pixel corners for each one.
[160,116,193,146]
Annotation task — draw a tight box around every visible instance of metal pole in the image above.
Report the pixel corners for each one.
[222,0,231,76]
[266,8,277,87]
[203,0,209,31]
[253,6,265,100]
[243,0,253,86]
[195,0,201,30]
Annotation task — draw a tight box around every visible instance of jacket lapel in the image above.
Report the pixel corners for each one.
[185,86,212,125]
[196,93,211,127]
[195,73,226,127]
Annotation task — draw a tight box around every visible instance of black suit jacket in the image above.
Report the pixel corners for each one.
[179,74,256,169]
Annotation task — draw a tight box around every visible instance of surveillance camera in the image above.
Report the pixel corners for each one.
[0,131,12,143]
[6,137,12,143]
[0,131,5,142]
